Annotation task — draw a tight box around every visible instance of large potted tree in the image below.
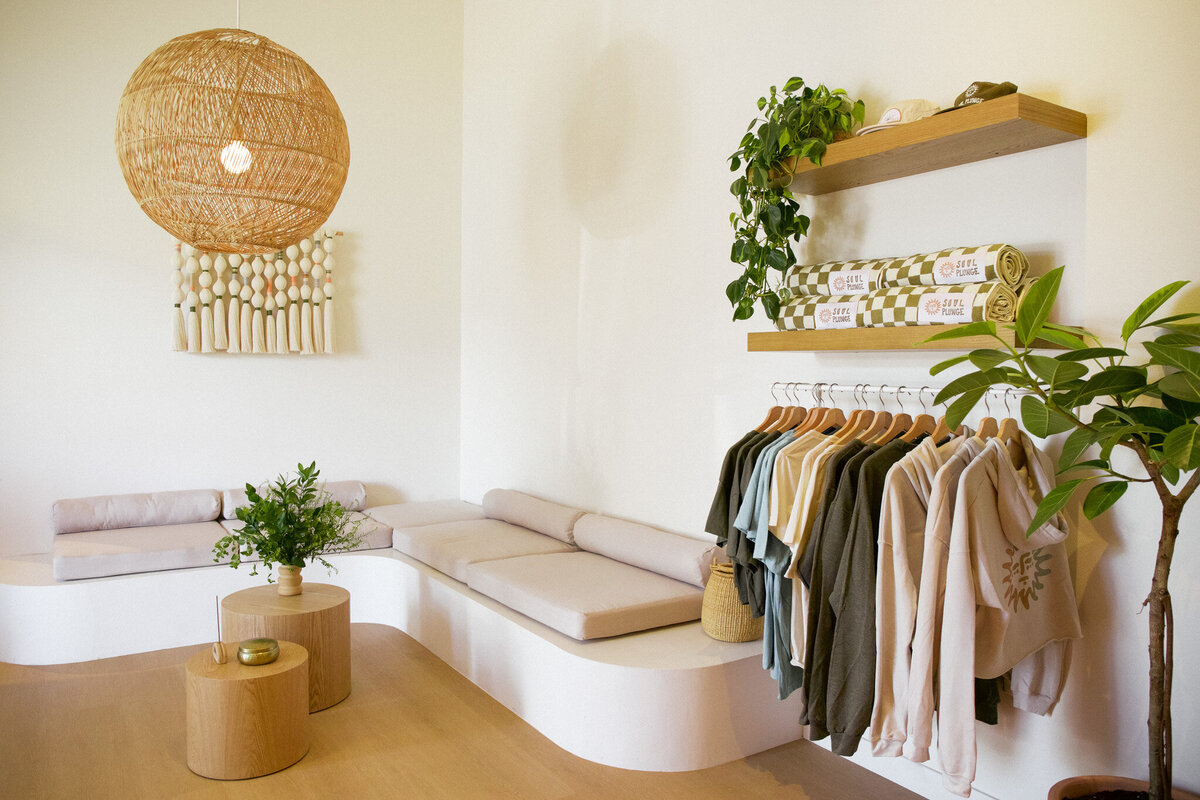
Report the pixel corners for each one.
[725,77,864,321]
[213,461,363,596]
[926,267,1199,800]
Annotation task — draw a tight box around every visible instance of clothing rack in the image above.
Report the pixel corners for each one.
[770,381,1031,409]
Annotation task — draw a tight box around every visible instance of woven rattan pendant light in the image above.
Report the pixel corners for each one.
[115,28,349,254]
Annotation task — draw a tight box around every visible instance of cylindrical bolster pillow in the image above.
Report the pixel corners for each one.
[52,489,221,534]
[481,489,584,544]
[572,514,720,588]
[774,294,867,331]
[222,480,367,519]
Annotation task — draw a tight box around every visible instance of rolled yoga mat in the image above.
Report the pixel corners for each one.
[862,282,1019,326]
[783,243,1029,297]
[773,294,867,331]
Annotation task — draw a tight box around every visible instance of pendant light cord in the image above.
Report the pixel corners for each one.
[236,0,240,29]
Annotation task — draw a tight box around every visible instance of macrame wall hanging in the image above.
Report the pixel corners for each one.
[170,229,344,355]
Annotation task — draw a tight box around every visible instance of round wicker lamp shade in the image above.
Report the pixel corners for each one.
[115,29,349,254]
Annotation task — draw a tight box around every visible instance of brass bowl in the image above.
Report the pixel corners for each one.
[237,637,280,666]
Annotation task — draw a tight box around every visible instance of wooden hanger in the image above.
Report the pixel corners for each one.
[869,385,911,444]
[923,386,957,443]
[768,383,807,432]
[833,386,877,444]
[976,389,999,439]
[901,387,938,442]
[997,389,1026,469]
[791,383,831,435]
[754,382,787,432]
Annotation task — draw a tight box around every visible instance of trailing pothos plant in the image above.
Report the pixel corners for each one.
[926,266,1199,800]
[213,461,363,581]
[726,77,865,321]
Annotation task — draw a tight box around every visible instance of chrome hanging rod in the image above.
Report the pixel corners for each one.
[769,381,1032,406]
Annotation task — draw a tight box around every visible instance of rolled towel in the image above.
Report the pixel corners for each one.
[784,243,1028,296]
[863,282,1019,326]
[880,243,1028,288]
[774,294,867,331]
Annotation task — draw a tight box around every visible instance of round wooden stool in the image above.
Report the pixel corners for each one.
[185,641,308,780]
[222,583,351,711]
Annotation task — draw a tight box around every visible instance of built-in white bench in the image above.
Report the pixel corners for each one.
[0,549,805,772]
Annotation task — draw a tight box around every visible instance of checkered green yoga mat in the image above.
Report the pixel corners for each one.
[775,281,1018,330]
[783,243,1028,297]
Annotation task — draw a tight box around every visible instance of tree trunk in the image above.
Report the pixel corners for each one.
[1148,502,1181,800]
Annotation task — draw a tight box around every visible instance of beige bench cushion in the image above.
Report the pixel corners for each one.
[392,518,577,582]
[572,514,719,589]
[52,489,221,534]
[363,499,485,530]
[482,489,584,544]
[53,521,231,581]
[218,510,392,552]
[465,552,704,640]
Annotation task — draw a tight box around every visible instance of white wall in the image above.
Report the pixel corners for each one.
[0,0,465,556]
[460,1,1200,798]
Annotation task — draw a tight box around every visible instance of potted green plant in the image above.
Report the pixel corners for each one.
[726,76,865,321]
[926,267,1199,800]
[213,461,363,596]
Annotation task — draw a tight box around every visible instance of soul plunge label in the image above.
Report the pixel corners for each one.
[814,300,861,329]
[932,253,991,284]
[828,269,874,294]
[916,292,977,324]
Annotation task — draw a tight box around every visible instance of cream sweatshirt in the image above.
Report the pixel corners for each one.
[937,435,1082,797]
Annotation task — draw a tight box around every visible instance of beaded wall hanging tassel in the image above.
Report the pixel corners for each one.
[212,255,228,351]
[169,231,345,355]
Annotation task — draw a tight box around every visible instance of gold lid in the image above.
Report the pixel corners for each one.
[237,637,280,665]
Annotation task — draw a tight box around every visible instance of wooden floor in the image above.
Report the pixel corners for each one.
[0,623,926,799]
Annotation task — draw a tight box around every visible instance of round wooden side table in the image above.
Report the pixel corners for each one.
[222,583,351,711]
[185,641,309,780]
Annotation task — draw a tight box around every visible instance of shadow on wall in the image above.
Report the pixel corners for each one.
[561,34,683,240]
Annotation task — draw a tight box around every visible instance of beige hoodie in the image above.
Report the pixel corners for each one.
[869,436,967,758]
[938,435,1082,797]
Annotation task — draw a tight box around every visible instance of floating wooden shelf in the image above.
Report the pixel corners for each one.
[747,324,1066,352]
[783,93,1086,195]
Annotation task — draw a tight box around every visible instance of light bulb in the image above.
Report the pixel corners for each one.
[220,140,253,174]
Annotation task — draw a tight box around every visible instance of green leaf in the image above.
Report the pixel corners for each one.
[1121,281,1189,341]
[1163,423,1200,470]
[1058,427,1100,472]
[765,248,788,271]
[761,292,781,320]
[783,76,804,92]
[943,387,987,431]
[1056,347,1127,362]
[1145,341,1200,378]
[1032,327,1089,349]
[934,368,1009,406]
[1160,461,1181,486]
[1015,267,1064,347]
[967,349,1014,370]
[725,276,748,305]
[1154,332,1200,347]
[1160,371,1200,403]
[929,353,971,374]
[1074,367,1148,404]
[1147,312,1200,327]
[1059,458,1110,473]
[1027,354,1089,388]
[922,320,998,344]
[1021,394,1076,438]
[1025,479,1084,538]
[732,300,754,321]
[1162,391,1200,422]
[1082,481,1128,519]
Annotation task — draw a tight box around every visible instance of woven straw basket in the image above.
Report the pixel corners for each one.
[701,561,763,642]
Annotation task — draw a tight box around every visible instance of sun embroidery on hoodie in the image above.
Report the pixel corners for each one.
[1001,547,1052,611]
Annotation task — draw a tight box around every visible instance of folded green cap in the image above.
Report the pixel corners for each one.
[937,81,1018,114]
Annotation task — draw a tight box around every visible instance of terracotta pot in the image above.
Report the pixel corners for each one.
[277,565,303,596]
[1048,775,1200,800]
